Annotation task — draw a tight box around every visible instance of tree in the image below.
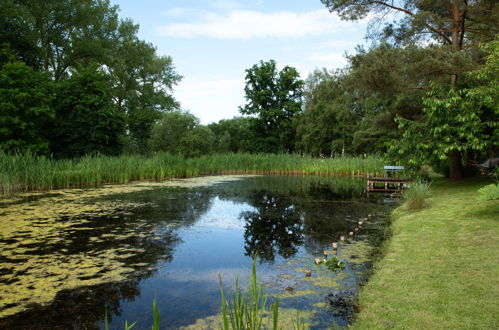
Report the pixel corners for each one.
[1,0,181,156]
[208,117,255,153]
[148,110,214,157]
[297,69,359,156]
[50,65,124,157]
[389,40,499,177]
[239,60,304,153]
[322,0,498,178]
[0,49,53,154]
[108,19,181,152]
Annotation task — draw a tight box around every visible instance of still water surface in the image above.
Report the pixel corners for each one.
[0,175,394,329]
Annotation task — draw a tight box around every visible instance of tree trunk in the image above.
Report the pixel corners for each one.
[464,149,475,177]
[448,149,463,180]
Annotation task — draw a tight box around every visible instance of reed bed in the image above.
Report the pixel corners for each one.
[0,152,383,194]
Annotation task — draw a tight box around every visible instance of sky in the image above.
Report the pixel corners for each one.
[111,0,371,124]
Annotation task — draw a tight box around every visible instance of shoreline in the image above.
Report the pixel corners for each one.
[351,177,499,329]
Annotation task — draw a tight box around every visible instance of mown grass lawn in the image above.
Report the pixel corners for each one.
[352,177,499,329]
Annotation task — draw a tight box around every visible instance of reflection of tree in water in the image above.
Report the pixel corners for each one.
[242,191,304,263]
[0,188,213,329]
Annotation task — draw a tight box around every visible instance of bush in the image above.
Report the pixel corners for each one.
[476,183,499,202]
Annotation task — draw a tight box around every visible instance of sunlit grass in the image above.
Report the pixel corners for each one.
[0,152,383,194]
[352,178,499,329]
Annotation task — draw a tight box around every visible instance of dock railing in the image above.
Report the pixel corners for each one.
[367,166,410,193]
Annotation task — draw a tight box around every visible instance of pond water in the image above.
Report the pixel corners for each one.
[0,175,395,329]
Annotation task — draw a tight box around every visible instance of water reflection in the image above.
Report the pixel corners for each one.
[242,191,304,262]
[0,175,391,329]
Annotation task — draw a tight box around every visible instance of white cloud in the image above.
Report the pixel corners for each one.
[156,9,355,39]
[175,75,245,124]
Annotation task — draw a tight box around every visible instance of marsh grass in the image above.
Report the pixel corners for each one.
[352,178,499,329]
[0,152,383,194]
[219,256,279,330]
[403,181,431,210]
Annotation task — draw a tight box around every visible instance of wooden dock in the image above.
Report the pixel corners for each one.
[367,176,411,193]
[367,166,410,193]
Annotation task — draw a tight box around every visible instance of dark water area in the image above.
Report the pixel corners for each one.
[0,175,397,329]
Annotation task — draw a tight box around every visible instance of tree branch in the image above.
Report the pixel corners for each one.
[369,1,453,44]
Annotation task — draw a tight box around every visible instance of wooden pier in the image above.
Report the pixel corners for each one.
[367,165,410,193]
[367,176,411,192]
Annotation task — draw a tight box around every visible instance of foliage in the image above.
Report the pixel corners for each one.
[219,255,279,330]
[320,0,498,47]
[388,41,499,176]
[297,69,358,156]
[476,183,499,202]
[403,181,431,210]
[148,110,214,157]
[323,256,346,270]
[240,60,304,153]
[50,65,125,157]
[322,0,498,179]
[0,0,180,156]
[208,117,255,153]
[0,50,54,154]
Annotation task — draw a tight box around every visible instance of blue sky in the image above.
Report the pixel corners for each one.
[112,0,370,124]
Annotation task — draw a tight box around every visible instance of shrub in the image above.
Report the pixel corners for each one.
[476,183,499,202]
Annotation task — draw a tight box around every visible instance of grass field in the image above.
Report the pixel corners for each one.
[352,177,499,329]
[0,153,383,194]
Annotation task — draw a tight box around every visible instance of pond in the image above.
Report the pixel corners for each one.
[0,175,396,329]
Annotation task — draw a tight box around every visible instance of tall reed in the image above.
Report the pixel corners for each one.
[219,255,279,330]
[0,152,383,194]
[403,181,432,210]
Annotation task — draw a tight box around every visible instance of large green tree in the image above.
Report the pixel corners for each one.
[389,40,499,176]
[108,19,181,152]
[50,65,124,157]
[297,69,360,156]
[0,49,53,154]
[239,60,304,153]
[0,0,181,156]
[322,0,498,178]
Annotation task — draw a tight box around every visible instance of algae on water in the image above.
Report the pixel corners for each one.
[0,176,253,318]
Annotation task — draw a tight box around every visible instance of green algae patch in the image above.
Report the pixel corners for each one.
[339,240,374,265]
[181,307,316,329]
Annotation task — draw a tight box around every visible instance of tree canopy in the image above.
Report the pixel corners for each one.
[239,60,304,153]
[0,0,181,157]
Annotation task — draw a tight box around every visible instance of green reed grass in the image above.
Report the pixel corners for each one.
[0,152,383,194]
[403,181,432,210]
[219,255,279,330]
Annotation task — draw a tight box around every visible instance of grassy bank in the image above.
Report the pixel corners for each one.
[352,178,499,329]
[0,153,383,194]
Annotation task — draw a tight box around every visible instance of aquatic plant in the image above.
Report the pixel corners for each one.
[0,152,383,194]
[403,181,431,210]
[219,255,279,330]
[323,257,346,271]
